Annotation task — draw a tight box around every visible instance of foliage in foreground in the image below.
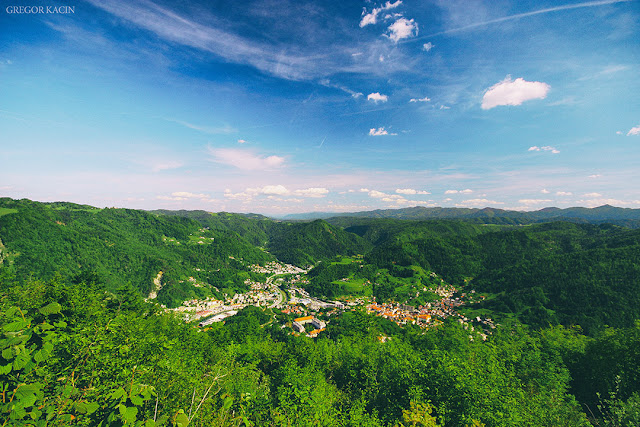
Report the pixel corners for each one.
[6,273,639,426]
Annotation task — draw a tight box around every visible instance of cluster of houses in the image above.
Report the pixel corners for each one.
[364,283,495,335]
[164,256,496,340]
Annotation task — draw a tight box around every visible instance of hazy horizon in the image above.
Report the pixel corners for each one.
[1,0,639,214]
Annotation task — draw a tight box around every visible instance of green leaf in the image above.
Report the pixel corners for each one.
[110,387,128,401]
[33,349,47,363]
[3,320,29,332]
[76,401,100,414]
[223,396,234,410]
[0,363,11,374]
[54,321,67,328]
[118,404,138,423]
[130,394,144,406]
[13,353,31,370]
[38,302,62,316]
[2,347,13,360]
[173,410,190,427]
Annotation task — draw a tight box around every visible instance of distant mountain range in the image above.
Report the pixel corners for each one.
[279,205,640,228]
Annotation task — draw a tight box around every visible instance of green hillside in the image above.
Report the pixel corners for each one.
[0,198,273,307]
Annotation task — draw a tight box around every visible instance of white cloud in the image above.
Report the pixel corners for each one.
[359,188,370,193]
[444,189,473,195]
[519,199,552,205]
[386,18,418,42]
[588,174,601,179]
[542,146,561,154]
[556,191,573,196]
[409,96,430,103]
[541,189,550,194]
[528,145,559,154]
[456,199,502,207]
[367,92,388,103]
[583,192,602,197]
[616,131,623,135]
[381,195,404,202]
[210,148,285,171]
[369,127,396,136]
[237,139,247,144]
[359,0,403,27]
[396,188,431,195]
[423,42,434,51]
[368,190,387,198]
[360,10,379,27]
[293,187,329,198]
[157,191,212,202]
[248,185,290,196]
[627,126,640,136]
[172,191,208,199]
[481,76,550,110]
[439,105,450,110]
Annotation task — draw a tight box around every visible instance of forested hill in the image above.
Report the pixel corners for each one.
[284,204,640,228]
[151,209,372,266]
[0,198,275,307]
[2,198,640,334]
[340,218,640,334]
[0,198,370,305]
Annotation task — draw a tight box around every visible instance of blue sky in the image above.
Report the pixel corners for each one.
[1,0,639,215]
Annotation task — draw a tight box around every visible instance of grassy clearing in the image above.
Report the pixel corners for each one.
[0,208,18,217]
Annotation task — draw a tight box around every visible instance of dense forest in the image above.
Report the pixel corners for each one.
[2,197,640,425]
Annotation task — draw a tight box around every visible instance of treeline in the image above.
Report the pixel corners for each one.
[4,273,640,426]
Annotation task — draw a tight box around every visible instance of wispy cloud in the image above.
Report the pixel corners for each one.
[396,188,430,195]
[157,191,213,202]
[529,146,560,154]
[422,42,434,51]
[627,125,640,136]
[519,199,553,205]
[152,161,184,172]
[163,118,236,134]
[319,79,363,98]
[421,0,632,38]
[83,0,347,80]
[456,198,502,207]
[209,148,285,171]
[409,96,430,103]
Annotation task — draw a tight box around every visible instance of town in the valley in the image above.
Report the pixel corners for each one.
[148,259,496,339]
